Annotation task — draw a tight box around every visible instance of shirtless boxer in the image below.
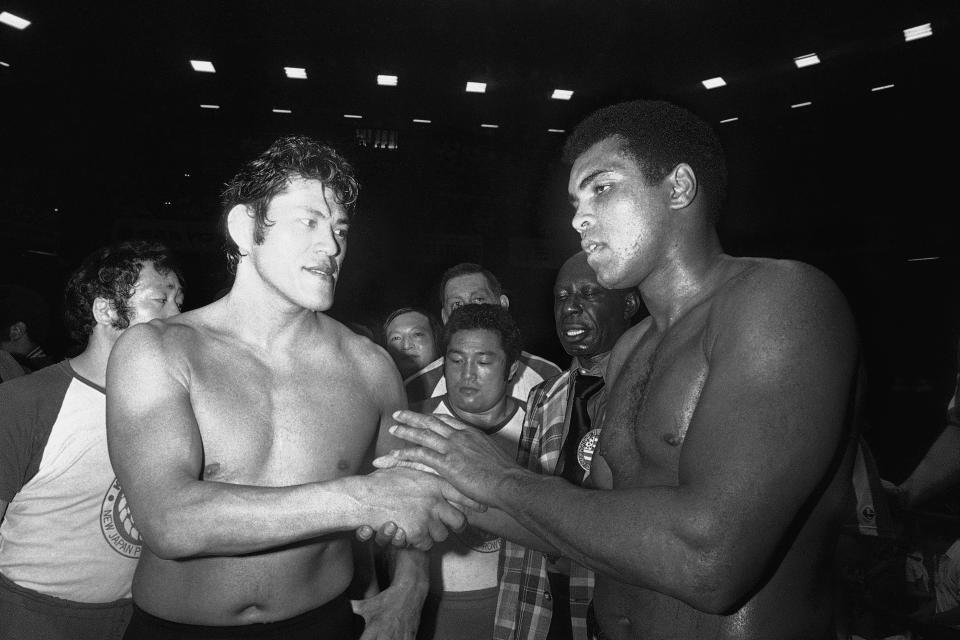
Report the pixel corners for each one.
[375,100,861,639]
[106,136,475,639]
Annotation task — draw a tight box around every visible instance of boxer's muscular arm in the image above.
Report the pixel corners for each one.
[106,322,464,558]
[388,264,859,613]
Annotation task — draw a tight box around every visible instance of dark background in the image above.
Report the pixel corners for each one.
[1,0,958,481]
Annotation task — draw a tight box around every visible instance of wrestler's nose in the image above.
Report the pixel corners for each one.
[313,224,342,257]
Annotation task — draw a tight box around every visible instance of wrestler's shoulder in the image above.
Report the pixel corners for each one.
[327,317,399,381]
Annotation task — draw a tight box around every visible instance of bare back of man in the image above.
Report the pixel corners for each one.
[589,256,858,640]
[111,299,424,625]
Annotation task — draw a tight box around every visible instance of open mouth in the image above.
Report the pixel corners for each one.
[303,266,336,280]
[561,326,591,341]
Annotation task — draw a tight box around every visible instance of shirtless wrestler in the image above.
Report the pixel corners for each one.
[374,100,862,639]
[106,136,476,639]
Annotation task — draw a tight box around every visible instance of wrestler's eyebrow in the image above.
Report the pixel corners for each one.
[570,169,608,205]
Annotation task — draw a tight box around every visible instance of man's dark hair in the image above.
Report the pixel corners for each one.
[382,307,442,352]
[0,285,50,344]
[442,303,522,373]
[63,240,183,345]
[562,100,728,222]
[437,263,503,314]
[220,135,360,273]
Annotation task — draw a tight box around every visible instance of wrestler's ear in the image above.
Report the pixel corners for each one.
[667,163,697,211]
[92,297,119,327]
[226,204,256,253]
[623,289,641,321]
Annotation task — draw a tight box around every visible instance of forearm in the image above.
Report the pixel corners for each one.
[387,548,429,601]
[132,476,373,558]
[491,469,743,612]
[468,507,559,555]
[901,425,960,508]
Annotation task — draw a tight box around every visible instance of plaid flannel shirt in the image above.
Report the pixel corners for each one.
[493,364,606,640]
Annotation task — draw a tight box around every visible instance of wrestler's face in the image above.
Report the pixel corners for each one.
[444,328,514,418]
[441,274,505,324]
[554,253,633,358]
[568,136,672,290]
[124,261,184,327]
[385,311,438,379]
[248,178,348,312]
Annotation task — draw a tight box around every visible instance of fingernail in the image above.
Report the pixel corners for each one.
[389,425,398,433]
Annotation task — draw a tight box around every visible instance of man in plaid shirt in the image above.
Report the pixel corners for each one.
[494,252,640,640]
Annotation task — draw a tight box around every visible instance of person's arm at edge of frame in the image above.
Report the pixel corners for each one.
[897,422,960,509]
[381,264,860,614]
[105,320,470,559]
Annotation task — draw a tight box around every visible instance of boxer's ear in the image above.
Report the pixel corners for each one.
[227,204,256,254]
[667,163,697,211]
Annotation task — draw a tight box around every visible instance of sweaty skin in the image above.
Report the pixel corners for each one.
[107,178,472,631]
[376,135,861,639]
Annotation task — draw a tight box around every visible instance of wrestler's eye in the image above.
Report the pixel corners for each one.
[153,297,168,305]
[472,296,487,304]
[300,218,317,228]
[594,183,611,196]
[334,227,349,239]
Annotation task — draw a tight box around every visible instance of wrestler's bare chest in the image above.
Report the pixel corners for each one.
[184,344,380,486]
[598,309,712,488]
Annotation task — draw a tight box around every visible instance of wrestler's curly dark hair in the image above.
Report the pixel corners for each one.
[437,263,503,315]
[442,303,523,375]
[220,135,360,273]
[562,100,728,223]
[63,240,183,345]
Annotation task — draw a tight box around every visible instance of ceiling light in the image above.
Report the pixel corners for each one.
[284,67,307,79]
[200,104,220,109]
[480,123,498,129]
[547,128,565,133]
[412,118,431,124]
[907,256,940,262]
[904,23,932,42]
[272,108,292,114]
[190,59,216,73]
[790,101,812,109]
[343,114,362,119]
[465,81,486,93]
[871,84,895,92]
[702,77,727,89]
[720,117,739,124]
[793,53,820,68]
[0,60,9,68]
[551,89,574,100]
[377,74,398,86]
[0,12,30,30]
[184,173,191,177]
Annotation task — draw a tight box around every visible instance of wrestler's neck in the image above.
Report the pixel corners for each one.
[451,395,517,431]
[220,267,333,347]
[639,227,728,330]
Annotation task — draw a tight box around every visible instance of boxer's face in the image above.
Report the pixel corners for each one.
[444,328,514,416]
[568,136,672,290]
[248,178,349,312]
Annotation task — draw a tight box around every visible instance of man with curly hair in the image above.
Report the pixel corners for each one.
[107,136,476,639]
[378,100,862,640]
[0,240,184,640]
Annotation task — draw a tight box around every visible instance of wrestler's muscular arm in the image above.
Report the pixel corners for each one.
[386,263,859,612]
[106,321,467,557]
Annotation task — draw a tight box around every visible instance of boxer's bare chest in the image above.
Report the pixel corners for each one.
[184,343,379,486]
[598,307,712,488]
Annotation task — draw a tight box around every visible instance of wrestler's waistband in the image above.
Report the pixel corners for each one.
[130,590,352,636]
